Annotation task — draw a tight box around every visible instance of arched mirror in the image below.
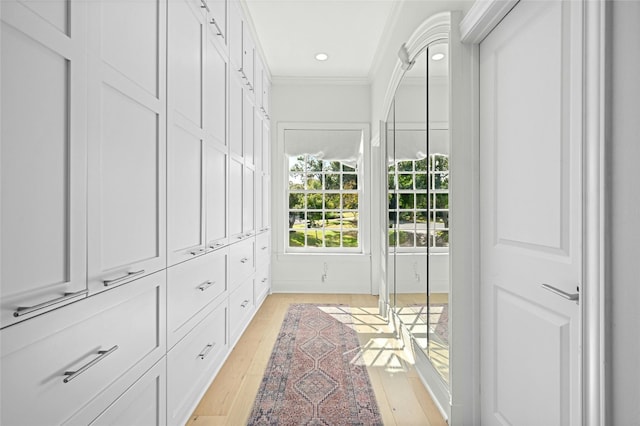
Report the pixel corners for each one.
[385,40,450,385]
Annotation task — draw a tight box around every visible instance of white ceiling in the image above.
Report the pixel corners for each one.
[243,0,398,79]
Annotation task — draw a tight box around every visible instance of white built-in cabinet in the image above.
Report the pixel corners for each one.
[0,0,271,424]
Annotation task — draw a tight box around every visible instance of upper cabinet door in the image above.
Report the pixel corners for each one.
[87,0,167,293]
[243,91,255,167]
[262,73,270,116]
[205,0,227,44]
[254,56,264,113]
[167,0,207,266]
[204,36,227,149]
[229,77,244,158]
[228,3,243,73]
[1,0,88,327]
[241,25,255,90]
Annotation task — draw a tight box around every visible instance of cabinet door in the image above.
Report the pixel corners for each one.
[262,174,271,230]
[167,0,207,266]
[228,2,243,72]
[87,0,167,293]
[228,158,243,238]
[241,24,255,89]
[205,143,228,248]
[204,35,226,148]
[229,77,243,158]
[255,174,264,232]
[254,56,264,113]
[1,0,88,327]
[243,91,255,167]
[243,167,255,235]
[254,112,263,174]
[262,73,270,115]
[206,0,227,43]
[262,121,270,174]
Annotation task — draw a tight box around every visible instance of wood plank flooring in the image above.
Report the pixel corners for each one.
[187,294,447,426]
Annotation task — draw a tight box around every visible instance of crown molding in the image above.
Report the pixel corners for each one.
[459,0,519,44]
[271,76,371,86]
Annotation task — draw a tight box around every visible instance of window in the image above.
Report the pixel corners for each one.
[388,154,449,251]
[288,155,360,250]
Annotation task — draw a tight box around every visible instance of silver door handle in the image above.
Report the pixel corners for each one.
[209,18,223,37]
[63,345,119,383]
[208,242,224,249]
[190,248,206,256]
[241,299,249,308]
[14,290,88,317]
[198,343,215,360]
[261,278,268,283]
[200,0,210,12]
[103,270,145,287]
[240,257,249,263]
[541,283,579,302]
[261,246,268,250]
[197,281,215,291]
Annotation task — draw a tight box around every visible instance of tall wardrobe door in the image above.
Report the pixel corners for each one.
[87,0,167,293]
[0,0,88,327]
[167,0,207,266]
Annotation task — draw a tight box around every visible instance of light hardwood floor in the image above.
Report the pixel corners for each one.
[187,294,447,426]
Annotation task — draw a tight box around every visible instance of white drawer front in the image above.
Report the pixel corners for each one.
[229,238,254,290]
[255,231,270,267]
[255,264,270,304]
[167,249,227,348]
[0,272,166,426]
[229,277,255,345]
[89,358,166,426]
[167,299,227,426]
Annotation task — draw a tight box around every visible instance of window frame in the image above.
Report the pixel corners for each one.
[277,123,371,256]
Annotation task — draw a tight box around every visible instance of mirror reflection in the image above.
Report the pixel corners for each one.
[386,41,449,383]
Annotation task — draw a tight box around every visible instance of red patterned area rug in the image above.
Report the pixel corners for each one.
[247,304,382,425]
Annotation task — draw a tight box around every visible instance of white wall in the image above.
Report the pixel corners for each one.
[270,82,374,293]
[610,2,640,423]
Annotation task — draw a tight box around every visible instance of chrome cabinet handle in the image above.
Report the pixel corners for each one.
[190,248,206,256]
[198,343,215,360]
[208,241,224,249]
[261,278,268,283]
[200,0,210,12]
[63,345,119,383]
[240,299,249,308]
[197,281,215,292]
[209,18,223,38]
[103,270,145,287]
[237,235,244,240]
[240,257,249,264]
[245,233,252,237]
[14,290,88,317]
[541,283,579,302]
[261,246,268,250]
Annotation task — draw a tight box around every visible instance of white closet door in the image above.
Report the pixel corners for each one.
[479,1,583,424]
[205,143,227,248]
[1,0,88,327]
[87,0,167,293]
[228,158,243,238]
[167,0,207,265]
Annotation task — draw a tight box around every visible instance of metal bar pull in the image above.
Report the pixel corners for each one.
[198,343,215,360]
[197,281,215,292]
[240,299,249,308]
[103,270,145,287]
[541,283,579,302]
[208,241,224,249]
[63,345,119,383]
[240,257,249,264]
[189,248,206,256]
[14,290,88,317]
[209,18,223,38]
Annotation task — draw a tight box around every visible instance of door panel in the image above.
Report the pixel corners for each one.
[480,1,582,424]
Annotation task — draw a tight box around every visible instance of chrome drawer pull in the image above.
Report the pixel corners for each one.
[198,343,215,360]
[200,0,210,12]
[261,246,268,250]
[261,278,268,283]
[63,345,119,383]
[190,248,206,256]
[237,235,244,240]
[541,283,579,302]
[103,270,145,287]
[245,232,253,237]
[240,257,249,264]
[14,290,88,317]
[209,18,223,37]
[208,242,224,249]
[240,299,249,308]
[198,281,215,291]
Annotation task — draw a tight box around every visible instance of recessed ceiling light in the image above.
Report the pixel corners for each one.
[315,53,329,61]
[431,53,445,61]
